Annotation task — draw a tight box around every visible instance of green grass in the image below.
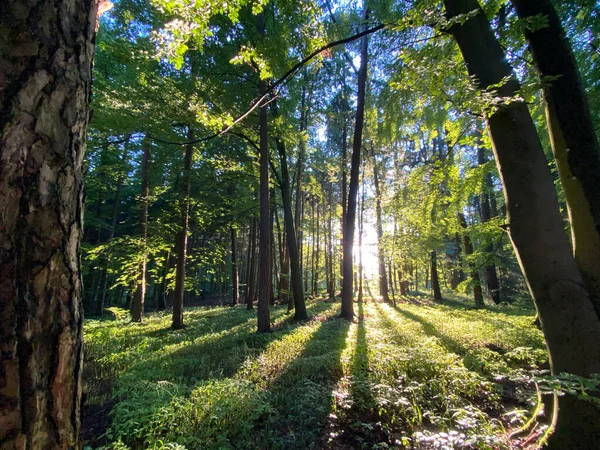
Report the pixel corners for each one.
[83,296,546,450]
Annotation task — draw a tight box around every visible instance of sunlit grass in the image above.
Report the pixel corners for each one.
[83,295,545,450]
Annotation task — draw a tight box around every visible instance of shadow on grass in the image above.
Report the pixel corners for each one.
[83,301,332,448]
[251,307,351,450]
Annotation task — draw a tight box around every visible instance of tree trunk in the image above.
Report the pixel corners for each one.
[314,201,320,296]
[372,144,390,303]
[0,0,97,445]
[131,138,151,322]
[231,226,239,305]
[445,1,600,446]
[246,217,257,310]
[256,35,271,332]
[273,132,307,318]
[458,213,484,308]
[328,181,335,300]
[158,251,172,310]
[430,250,442,301]
[477,144,501,304]
[512,0,600,315]
[172,128,194,329]
[96,165,125,316]
[341,5,370,320]
[358,164,365,303]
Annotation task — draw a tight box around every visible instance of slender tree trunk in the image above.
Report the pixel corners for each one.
[0,1,97,445]
[131,139,151,322]
[340,118,348,292]
[358,164,365,303]
[274,133,307,318]
[96,159,126,316]
[477,144,501,304]
[430,250,442,301]
[372,144,390,303]
[172,128,194,329]
[458,213,484,308]
[512,0,600,315]
[328,181,335,300]
[314,201,321,295]
[231,226,239,305]
[246,217,257,309]
[445,1,600,446]
[257,32,271,332]
[158,251,171,310]
[341,5,370,320]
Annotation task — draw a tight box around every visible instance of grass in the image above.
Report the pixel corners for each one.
[83,295,546,450]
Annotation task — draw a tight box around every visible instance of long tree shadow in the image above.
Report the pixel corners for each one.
[250,307,352,450]
[83,300,332,448]
[329,300,388,448]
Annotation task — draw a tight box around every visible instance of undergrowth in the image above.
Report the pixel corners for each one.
[83,295,547,449]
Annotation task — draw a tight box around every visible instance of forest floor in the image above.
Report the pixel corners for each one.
[82,294,550,450]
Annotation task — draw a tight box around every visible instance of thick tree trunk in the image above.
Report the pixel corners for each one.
[512,0,600,315]
[0,0,97,446]
[172,129,194,329]
[257,51,271,332]
[372,144,390,303]
[341,6,369,320]
[458,213,484,308]
[430,250,442,301]
[444,1,600,446]
[131,139,151,322]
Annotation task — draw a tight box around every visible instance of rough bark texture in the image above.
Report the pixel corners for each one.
[444,1,600,447]
[458,213,484,308]
[371,144,390,303]
[172,130,193,329]
[512,0,600,315]
[341,7,369,320]
[0,0,97,447]
[131,139,151,323]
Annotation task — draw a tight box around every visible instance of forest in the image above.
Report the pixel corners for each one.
[1,0,600,449]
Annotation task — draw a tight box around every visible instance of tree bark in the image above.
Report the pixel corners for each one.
[458,213,484,308]
[444,1,600,446]
[231,226,239,305]
[512,0,600,315]
[341,5,370,320]
[256,26,271,332]
[172,128,194,329]
[95,160,126,317]
[314,201,321,296]
[0,0,97,446]
[131,138,151,322]
[477,143,501,304]
[273,132,308,318]
[246,217,257,310]
[430,250,443,301]
[372,144,390,303]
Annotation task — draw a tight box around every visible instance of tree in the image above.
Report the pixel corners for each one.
[341,5,370,321]
[0,0,100,445]
[444,0,600,446]
[131,138,151,322]
[511,0,600,314]
[172,129,194,329]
